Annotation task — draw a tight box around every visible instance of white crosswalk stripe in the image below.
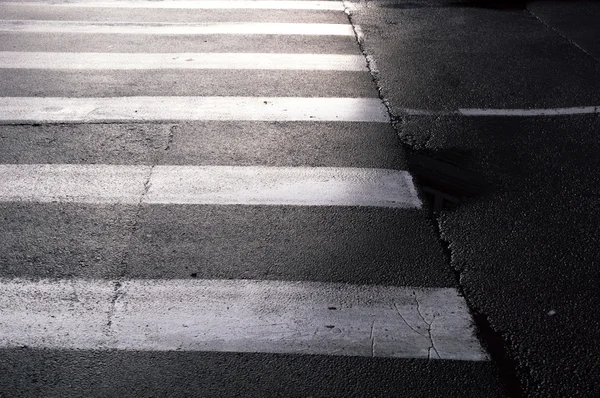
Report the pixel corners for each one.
[0,0,491,393]
[0,279,486,360]
[0,20,356,35]
[2,0,347,10]
[0,52,368,71]
[0,165,421,208]
[0,96,389,123]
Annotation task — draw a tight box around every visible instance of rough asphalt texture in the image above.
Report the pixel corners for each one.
[349,0,600,396]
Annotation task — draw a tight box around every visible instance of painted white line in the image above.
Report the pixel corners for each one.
[0,52,368,71]
[145,165,421,207]
[0,164,149,204]
[401,106,600,117]
[0,165,422,208]
[2,1,346,11]
[0,20,355,36]
[0,97,389,123]
[0,278,488,360]
[458,106,599,116]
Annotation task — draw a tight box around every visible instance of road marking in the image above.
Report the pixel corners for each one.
[0,96,389,123]
[0,278,488,360]
[401,106,600,117]
[0,52,368,71]
[458,106,599,116]
[0,20,355,36]
[2,1,346,11]
[0,165,422,208]
[0,164,147,204]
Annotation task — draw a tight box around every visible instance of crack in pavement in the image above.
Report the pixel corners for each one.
[526,7,600,64]
[369,320,375,357]
[414,294,441,360]
[393,302,428,338]
[343,0,399,128]
[116,164,155,278]
[164,124,178,151]
[140,164,155,204]
[105,281,123,332]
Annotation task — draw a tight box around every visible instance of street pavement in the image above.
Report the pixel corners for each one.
[0,0,509,397]
[347,0,600,397]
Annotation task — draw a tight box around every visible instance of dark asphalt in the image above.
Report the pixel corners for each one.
[352,1,600,111]
[349,0,600,396]
[0,349,504,398]
[0,122,405,167]
[0,203,453,287]
[0,70,377,98]
[0,33,361,54]
[528,1,600,60]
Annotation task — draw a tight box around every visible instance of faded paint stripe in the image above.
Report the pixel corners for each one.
[0,165,422,208]
[401,106,600,117]
[0,278,488,361]
[0,52,368,71]
[2,1,346,11]
[0,20,355,36]
[0,96,389,123]
[458,106,599,116]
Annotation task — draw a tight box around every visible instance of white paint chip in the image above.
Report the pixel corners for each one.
[0,278,488,361]
[0,96,389,123]
[0,20,355,36]
[0,52,368,71]
[2,1,346,11]
[0,165,421,208]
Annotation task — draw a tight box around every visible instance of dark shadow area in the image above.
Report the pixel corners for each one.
[406,147,486,212]
[379,1,527,10]
[0,348,506,397]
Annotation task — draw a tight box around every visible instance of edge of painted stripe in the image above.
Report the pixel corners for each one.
[0,278,488,361]
[0,165,422,208]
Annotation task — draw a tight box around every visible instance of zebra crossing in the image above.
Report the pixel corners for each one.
[0,0,501,396]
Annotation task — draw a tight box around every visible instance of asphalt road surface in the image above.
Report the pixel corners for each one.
[0,0,598,397]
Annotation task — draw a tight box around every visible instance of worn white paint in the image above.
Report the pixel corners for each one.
[0,96,389,123]
[0,52,367,71]
[0,164,148,204]
[401,106,600,117]
[145,165,421,207]
[2,1,346,11]
[0,165,421,208]
[0,278,488,360]
[458,106,599,116]
[0,20,355,36]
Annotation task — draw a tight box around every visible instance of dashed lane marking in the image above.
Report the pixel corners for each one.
[0,165,422,208]
[0,278,487,360]
[0,96,389,123]
[402,106,600,117]
[458,106,599,116]
[0,21,355,36]
[0,52,368,71]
